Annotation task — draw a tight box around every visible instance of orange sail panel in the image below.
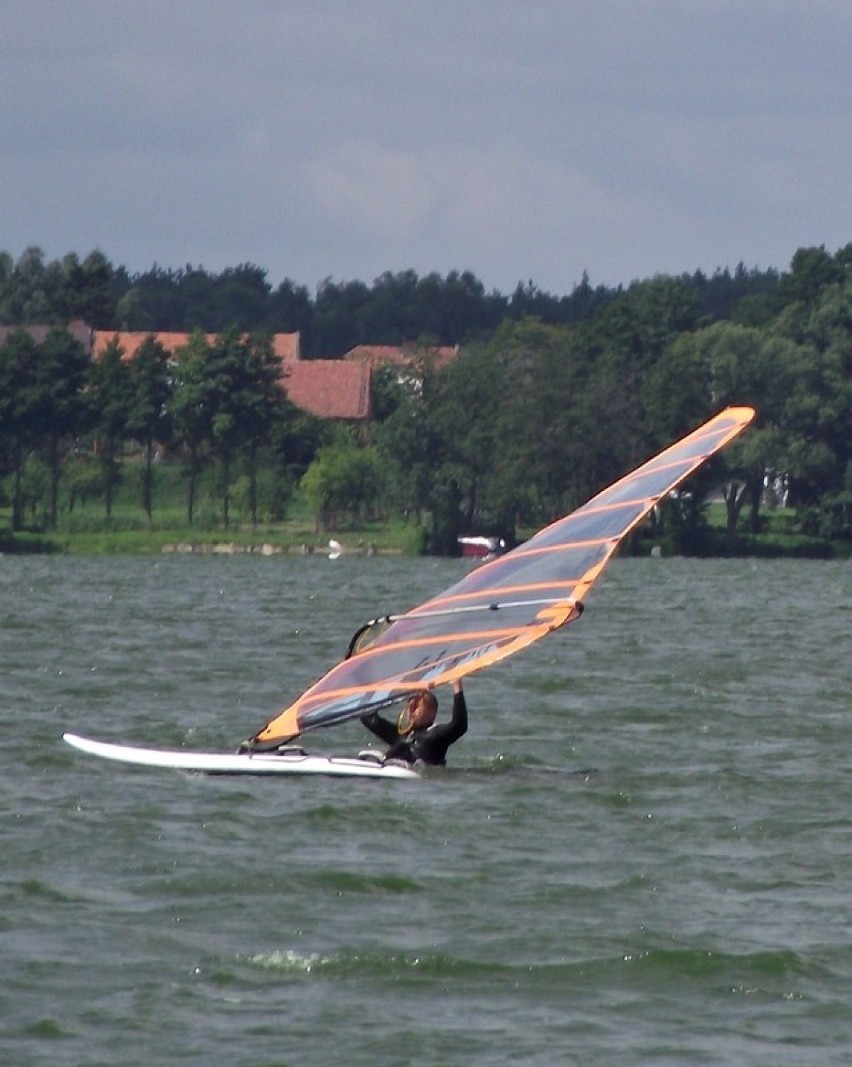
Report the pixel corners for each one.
[251,406,755,745]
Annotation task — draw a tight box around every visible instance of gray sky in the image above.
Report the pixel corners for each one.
[2,1,850,295]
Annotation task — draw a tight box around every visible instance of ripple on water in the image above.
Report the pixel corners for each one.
[2,556,852,1066]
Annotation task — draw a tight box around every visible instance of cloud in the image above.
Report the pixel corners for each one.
[1,1,850,294]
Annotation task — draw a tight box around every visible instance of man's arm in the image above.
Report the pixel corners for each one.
[360,710,399,745]
[438,680,468,745]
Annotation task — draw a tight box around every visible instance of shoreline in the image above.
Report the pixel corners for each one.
[159,540,401,556]
[2,531,846,560]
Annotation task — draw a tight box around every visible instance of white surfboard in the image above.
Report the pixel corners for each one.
[62,733,421,780]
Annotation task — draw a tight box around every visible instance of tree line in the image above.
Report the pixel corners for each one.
[373,246,851,554]
[1,242,851,552]
[0,326,325,534]
[1,245,781,356]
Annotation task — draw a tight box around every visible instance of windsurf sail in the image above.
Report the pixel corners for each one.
[248,406,755,748]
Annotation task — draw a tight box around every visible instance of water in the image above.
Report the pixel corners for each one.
[1,554,851,1066]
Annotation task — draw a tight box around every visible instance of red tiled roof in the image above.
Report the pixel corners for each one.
[272,333,300,361]
[92,330,200,358]
[92,330,301,361]
[281,358,372,420]
[343,342,458,371]
[92,330,370,419]
[344,344,409,366]
[0,320,93,350]
[1,323,369,420]
[93,330,366,418]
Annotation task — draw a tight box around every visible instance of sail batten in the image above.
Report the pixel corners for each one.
[249,407,755,746]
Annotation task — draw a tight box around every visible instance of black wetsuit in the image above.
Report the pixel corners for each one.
[360,690,468,766]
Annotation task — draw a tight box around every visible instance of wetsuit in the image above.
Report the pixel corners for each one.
[360,690,468,766]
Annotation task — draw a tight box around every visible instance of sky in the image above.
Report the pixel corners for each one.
[1,1,850,297]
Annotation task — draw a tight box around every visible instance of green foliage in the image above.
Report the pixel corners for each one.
[0,246,121,326]
[0,327,41,528]
[65,455,105,511]
[370,364,409,422]
[3,241,852,554]
[86,337,133,518]
[37,325,91,527]
[0,325,90,529]
[17,454,51,526]
[301,443,386,532]
[168,328,291,528]
[127,334,172,527]
[232,467,293,524]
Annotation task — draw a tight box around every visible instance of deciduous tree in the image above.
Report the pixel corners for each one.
[127,335,172,528]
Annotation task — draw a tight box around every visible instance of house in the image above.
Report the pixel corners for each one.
[91,329,371,420]
[0,320,94,352]
[2,323,416,423]
[91,329,300,363]
[281,354,372,420]
[343,342,458,372]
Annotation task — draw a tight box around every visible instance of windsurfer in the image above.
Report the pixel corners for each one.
[360,680,467,766]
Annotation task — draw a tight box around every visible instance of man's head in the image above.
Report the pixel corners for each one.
[403,690,438,731]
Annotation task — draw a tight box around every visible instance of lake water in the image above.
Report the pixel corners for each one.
[1,553,851,1066]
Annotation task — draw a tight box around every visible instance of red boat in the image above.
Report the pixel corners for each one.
[457,535,507,559]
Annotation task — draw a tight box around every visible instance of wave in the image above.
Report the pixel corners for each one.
[237,942,835,995]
